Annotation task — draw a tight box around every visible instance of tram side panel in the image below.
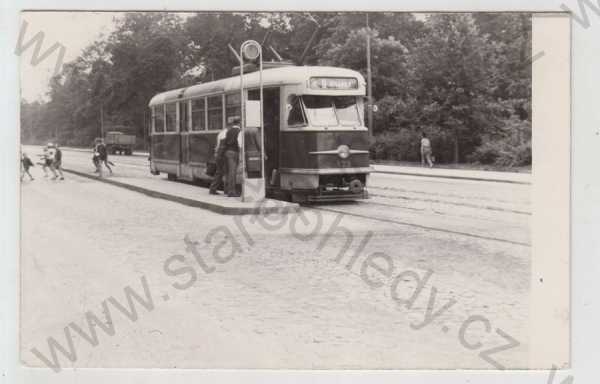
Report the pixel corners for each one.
[188,133,218,180]
[150,134,181,175]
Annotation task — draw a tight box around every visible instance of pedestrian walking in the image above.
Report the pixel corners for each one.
[40,144,57,178]
[224,124,242,197]
[208,125,228,195]
[92,139,102,175]
[420,132,434,168]
[53,144,65,180]
[21,152,34,181]
[97,139,114,175]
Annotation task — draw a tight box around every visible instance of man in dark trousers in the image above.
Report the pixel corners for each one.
[223,124,241,197]
[208,125,228,195]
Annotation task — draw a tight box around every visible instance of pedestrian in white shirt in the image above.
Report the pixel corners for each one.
[420,132,434,168]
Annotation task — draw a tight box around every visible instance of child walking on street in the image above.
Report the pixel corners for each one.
[21,152,34,181]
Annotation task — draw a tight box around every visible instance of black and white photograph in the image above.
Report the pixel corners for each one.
[13,9,573,374]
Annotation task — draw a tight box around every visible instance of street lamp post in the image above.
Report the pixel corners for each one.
[239,40,265,202]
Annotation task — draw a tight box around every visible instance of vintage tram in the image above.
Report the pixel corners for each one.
[148,65,372,202]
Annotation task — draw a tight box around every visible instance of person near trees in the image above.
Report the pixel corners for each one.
[420,132,434,168]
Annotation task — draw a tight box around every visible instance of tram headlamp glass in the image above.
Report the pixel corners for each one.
[337,145,350,159]
[242,42,261,61]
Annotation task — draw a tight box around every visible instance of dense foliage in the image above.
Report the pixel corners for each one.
[21,12,532,166]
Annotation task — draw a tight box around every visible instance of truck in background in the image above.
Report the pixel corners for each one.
[105,131,136,155]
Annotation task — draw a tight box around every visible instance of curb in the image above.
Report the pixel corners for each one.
[371,170,531,185]
[62,168,299,215]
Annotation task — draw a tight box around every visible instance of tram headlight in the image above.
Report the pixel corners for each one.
[337,145,350,159]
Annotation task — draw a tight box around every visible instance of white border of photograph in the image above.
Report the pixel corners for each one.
[2,0,599,383]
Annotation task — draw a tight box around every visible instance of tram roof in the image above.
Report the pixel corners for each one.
[148,66,366,107]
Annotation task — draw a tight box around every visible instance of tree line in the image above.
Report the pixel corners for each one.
[20,12,532,166]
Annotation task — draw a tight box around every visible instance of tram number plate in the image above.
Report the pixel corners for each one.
[338,159,351,168]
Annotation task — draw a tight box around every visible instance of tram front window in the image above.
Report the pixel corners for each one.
[302,95,338,127]
[333,96,361,126]
[302,95,361,127]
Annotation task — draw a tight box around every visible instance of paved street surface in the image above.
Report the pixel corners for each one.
[20,147,531,369]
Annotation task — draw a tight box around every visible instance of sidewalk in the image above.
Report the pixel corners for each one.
[371,164,531,184]
[62,168,299,215]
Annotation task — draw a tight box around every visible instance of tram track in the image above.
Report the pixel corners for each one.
[368,192,531,215]
[362,199,530,225]
[367,184,529,205]
[308,204,531,247]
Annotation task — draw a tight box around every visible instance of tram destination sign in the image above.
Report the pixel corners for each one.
[309,77,358,90]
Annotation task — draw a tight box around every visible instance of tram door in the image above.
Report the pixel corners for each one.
[248,88,280,187]
[264,88,280,186]
[178,101,192,180]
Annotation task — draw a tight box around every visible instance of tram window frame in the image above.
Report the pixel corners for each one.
[332,96,362,127]
[190,97,206,131]
[207,95,224,131]
[165,102,177,133]
[179,101,189,132]
[153,105,165,133]
[301,95,339,127]
[287,95,307,127]
[225,93,241,124]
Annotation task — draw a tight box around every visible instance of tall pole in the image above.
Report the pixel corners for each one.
[259,50,264,185]
[239,47,246,198]
[142,107,146,151]
[240,40,264,202]
[366,13,374,139]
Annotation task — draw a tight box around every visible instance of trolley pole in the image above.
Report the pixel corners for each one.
[366,13,374,140]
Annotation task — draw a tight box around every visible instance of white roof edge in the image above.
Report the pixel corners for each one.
[148,66,366,107]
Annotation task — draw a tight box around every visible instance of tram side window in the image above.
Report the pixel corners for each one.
[226,93,241,124]
[287,95,306,127]
[191,98,205,131]
[153,105,165,133]
[165,103,177,132]
[207,96,223,131]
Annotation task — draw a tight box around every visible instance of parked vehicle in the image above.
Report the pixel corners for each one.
[105,131,136,155]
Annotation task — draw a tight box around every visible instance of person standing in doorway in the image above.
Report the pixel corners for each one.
[209,125,229,195]
[420,132,434,168]
[224,124,242,197]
